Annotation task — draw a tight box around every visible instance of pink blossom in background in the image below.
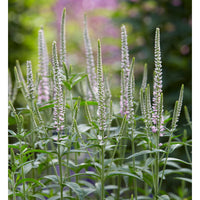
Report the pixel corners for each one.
[180,45,190,55]
[52,0,120,65]
[171,0,182,7]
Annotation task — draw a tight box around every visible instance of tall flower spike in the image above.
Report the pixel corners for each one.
[83,15,97,100]
[26,61,35,101]
[60,8,67,68]
[171,84,184,131]
[145,84,152,128]
[120,25,130,115]
[38,27,50,103]
[97,39,106,132]
[52,41,65,132]
[127,57,135,121]
[15,60,29,100]
[141,63,148,91]
[152,28,164,134]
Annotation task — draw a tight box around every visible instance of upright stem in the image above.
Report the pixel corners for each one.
[144,154,148,196]
[75,134,79,184]
[12,172,16,200]
[131,133,138,200]
[154,133,159,200]
[185,144,192,163]
[159,131,173,190]
[57,131,64,200]
[100,130,105,200]
[116,175,121,199]
[31,153,35,199]
[20,140,26,200]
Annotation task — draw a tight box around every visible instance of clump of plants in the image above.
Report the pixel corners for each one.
[8,8,192,200]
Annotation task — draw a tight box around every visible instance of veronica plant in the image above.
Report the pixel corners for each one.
[96,39,106,200]
[8,7,191,200]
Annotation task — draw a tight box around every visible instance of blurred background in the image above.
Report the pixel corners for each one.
[9,0,192,111]
[9,0,192,195]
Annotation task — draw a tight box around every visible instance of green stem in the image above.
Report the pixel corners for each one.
[20,140,26,200]
[116,175,120,199]
[185,144,192,163]
[31,153,36,199]
[144,154,148,196]
[12,172,16,200]
[131,133,137,200]
[101,144,105,200]
[57,131,64,200]
[75,135,79,184]
[154,133,159,200]
[159,131,173,191]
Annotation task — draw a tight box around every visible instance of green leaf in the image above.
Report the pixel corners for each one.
[38,103,54,111]
[63,81,72,90]
[23,163,34,174]
[64,182,85,200]
[174,177,192,183]
[24,149,53,155]
[136,196,152,200]
[43,175,59,183]
[159,168,191,177]
[72,74,87,87]
[106,171,142,181]
[15,178,45,187]
[8,144,20,150]
[161,157,191,165]
[30,194,46,200]
[69,171,100,179]
[169,144,182,153]
[48,195,73,200]
[80,100,98,106]
[78,124,91,133]
[127,149,165,160]
[158,195,170,200]
[105,185,118,190]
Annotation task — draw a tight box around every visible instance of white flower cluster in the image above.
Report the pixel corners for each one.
[38,28,50,103]
[52,41,65,132]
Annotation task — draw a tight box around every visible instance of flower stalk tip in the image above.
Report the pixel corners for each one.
[52,41,65,132]
[97,39,106,133]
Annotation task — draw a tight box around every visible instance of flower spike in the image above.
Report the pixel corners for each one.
[60,8,67,68]
[38,27,50,103]
[83,14,97,100]
[171,84,184,131]
[120,25,130,116]
[97,39,106,132]
[26,61,35,101]
[152,28,164,134]
[52,41,65,132]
